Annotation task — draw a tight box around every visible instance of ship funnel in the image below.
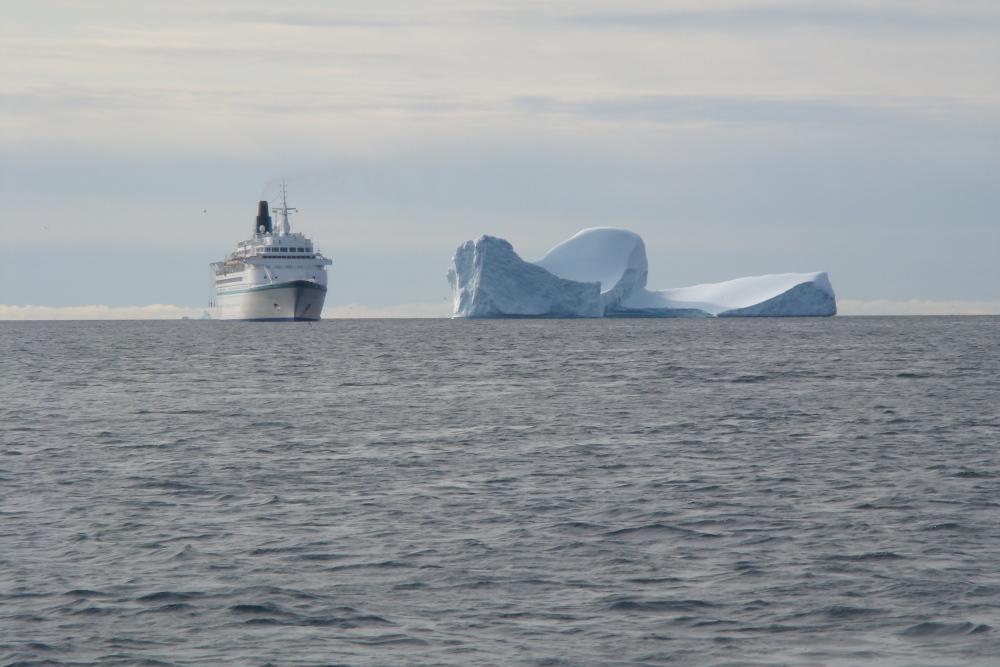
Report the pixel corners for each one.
[255,200,272,234]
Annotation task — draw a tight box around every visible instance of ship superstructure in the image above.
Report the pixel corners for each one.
[211,185,332,321]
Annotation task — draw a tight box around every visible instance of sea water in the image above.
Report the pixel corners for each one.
[1,317,998,666]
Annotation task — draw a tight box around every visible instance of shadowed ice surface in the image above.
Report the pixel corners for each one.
[0,317,998,666]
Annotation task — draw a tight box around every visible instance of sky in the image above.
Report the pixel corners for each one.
[1,0,998,317]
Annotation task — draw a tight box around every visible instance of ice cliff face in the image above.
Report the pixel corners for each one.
[447,236,603,318]
[447,229,836,318]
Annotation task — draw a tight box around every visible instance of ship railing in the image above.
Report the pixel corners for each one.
[214,262,245,276]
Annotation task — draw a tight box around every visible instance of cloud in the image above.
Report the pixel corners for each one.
[0,302,452,320]
[838,300,1000,316]
[511,93,970,127]
[546,6,997,32]
[7,301,997,319]
[212,4,999,33]
[212,9,417,29]
[321,302,451,318]
[0,304,207,320]
[4,0,997,158]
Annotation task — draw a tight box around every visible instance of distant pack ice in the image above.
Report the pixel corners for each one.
[448,228,836,318]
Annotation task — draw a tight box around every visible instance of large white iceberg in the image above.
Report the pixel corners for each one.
[447,228,836,318]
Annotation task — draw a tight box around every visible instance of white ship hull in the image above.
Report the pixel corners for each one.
[217,280,327,321]
[211,190,333,322]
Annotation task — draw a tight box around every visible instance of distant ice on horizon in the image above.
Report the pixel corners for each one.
[448,228,836,318]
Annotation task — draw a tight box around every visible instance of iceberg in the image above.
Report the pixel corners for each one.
[447,228,836,318]
[447,235,603,318]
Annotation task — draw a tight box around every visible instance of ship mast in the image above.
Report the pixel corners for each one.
[273,181,296,236]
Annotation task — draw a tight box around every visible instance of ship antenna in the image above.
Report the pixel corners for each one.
[272,180,296,236]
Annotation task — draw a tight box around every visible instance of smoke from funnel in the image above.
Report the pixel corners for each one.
[260,162,345,202]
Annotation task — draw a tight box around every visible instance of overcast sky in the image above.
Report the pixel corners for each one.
[1,0,998,316]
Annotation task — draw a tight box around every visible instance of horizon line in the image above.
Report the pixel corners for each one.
[2,300,1000,320]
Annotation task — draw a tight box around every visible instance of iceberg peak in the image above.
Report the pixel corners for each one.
[535,228,648,311]
[448,235,603,318]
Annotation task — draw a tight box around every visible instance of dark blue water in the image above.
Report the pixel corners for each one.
[1,317,998,666]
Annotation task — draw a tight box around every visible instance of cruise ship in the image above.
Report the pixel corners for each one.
[211,187,332,321]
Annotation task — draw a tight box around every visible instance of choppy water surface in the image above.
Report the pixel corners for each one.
[1,317,998,666]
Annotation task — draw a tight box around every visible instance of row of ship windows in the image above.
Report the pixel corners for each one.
[218,269,308,286]
[245,247,311,253]
[220,265,302,281]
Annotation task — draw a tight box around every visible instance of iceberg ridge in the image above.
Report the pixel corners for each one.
[617,272,836,318]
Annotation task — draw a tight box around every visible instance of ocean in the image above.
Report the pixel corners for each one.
[1,317,998,666]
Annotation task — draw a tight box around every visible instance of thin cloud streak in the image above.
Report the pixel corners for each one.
[0,303,452,320]
[207,3,1000,33]
[838,300,1000,316]
[511,94,986,127]
[321,303,452,318]
[548,6,998,32]
[10,87,980,125]
[0,305,208,320]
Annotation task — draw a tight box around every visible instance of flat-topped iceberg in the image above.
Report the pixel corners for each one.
[616,273,836,318]
[447,228,836,318]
